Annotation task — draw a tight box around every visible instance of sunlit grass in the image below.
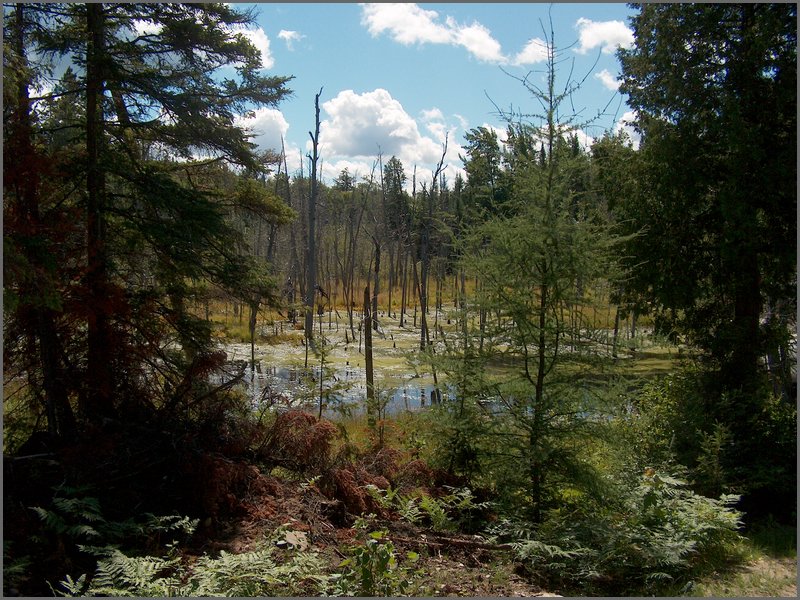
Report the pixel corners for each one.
[686,521,797,597]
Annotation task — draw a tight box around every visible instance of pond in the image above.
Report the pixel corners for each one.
[212,354,447,418]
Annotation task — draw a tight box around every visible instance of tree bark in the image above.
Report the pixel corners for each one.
[364,285,376,428]
[84,2,115,421]
[304,88,323,349]
[372,238,380,331]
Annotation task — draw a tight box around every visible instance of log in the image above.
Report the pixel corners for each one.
[390,534,513,552]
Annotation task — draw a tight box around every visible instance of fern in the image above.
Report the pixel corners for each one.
[396,495,423,524]
[500,468,745,595]
[87,549,181,597]
[59,539,331,597]
[419,494,455,532]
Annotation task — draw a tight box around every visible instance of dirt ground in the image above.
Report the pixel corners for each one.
[190,467,559,597]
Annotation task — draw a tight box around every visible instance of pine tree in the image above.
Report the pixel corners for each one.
[4,2,293,432]
[443,29,624,521]
[618,2,796,393]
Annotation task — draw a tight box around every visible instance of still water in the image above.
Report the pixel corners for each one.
[213,361,448,417]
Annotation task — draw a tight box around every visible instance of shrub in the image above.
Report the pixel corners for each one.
[366,484,491,533]
[262,410,339,474]
[332,520,421,597]
[498,469,746,595]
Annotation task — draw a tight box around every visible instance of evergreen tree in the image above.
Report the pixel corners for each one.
[618,2,796,517]
[3,2,293,433]
[443,32,624,521]
[618,2,796,393]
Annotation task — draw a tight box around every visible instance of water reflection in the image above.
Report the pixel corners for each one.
[211,361,447,417]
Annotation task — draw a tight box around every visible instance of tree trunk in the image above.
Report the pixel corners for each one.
[387,242,394,319]
[84,2,115,421]
[249,300,258,372]
[364,285,376,428]
[400,247,408,327]
[372,238,380,331]
[304,88,323,348]
[7,5,77,439]
[530,279,549,524]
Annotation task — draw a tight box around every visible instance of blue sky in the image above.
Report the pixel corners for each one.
[238,3,639,184]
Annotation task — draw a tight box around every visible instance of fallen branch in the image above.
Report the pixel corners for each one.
[390,534,513,552]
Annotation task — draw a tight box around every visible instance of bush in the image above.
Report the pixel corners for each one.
[498,469,746,596]
[261,410,339,474]
[332,520,422,597]
[618,368,797,522]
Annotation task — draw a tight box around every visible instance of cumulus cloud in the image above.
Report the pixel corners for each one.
[240,27,274,68]
[361,3,546,66]
[318,88,444,164]
[595,68,620,91]
[574,17,634,55]
[321,158,380,185]
[421,108,445,122]
[572,128,595,151]
[613,110,641,149]
[361,3,452,45]
[359,2,504,63]
[313,89,467,188]
[448,18,506,63]
[512,37,549,66]
[226,25,274,69]
[235,107,290,153]
[132,19,162,36]
[278,29,304,50]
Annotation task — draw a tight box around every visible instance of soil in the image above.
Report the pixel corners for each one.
[184,465,558,597]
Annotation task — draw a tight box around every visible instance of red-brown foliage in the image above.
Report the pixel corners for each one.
[360,445,404,482]
[324,464,394,517]
[395,459,436,491]
[261,410,338,474]
[331,468,367,515]
[182,453,264,521]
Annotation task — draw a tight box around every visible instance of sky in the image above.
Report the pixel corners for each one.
[231,2,640,186]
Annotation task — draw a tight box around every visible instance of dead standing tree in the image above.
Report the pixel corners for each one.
[417,135,449,352]
[304,88,323,362]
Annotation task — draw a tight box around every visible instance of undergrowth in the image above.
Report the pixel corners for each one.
[57,526,330,597]
[490,469,746,596]
[332,517,424,597]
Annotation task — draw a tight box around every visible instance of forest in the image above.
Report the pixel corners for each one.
[3,3,797,597]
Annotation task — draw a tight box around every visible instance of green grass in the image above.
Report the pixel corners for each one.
[687,520,797,597]
[747,518,798,559]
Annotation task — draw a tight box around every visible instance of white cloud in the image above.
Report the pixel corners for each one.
[132,19,162,36]
[425,120,449,144]
[278,29,304,50]
[511,37,549,66]
[574,17,634,55]
[449,19,506,63]
[318,88,443,164]
[360,4,568,67]
[314,89,466,189]
[361,3,452,45]
[321,158,380,185]
[421,108,445,122]
[595,68,620,91]
[613,110,641,149]
[572,128,595,151]
[235,107,290,153]
[230,25,274,69]
[362,3,543,66]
